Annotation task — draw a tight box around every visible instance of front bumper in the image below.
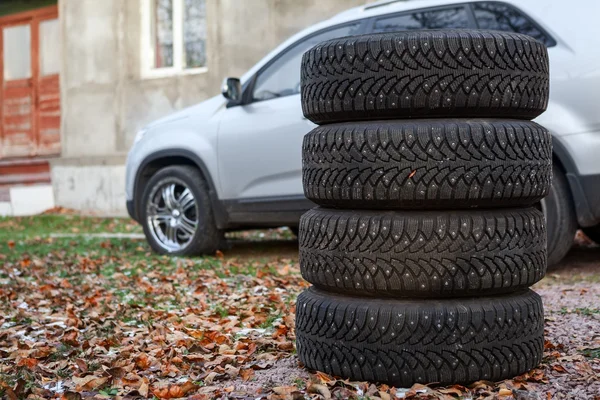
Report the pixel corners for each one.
[126,200,138,223]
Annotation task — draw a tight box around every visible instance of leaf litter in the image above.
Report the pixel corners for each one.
[0,216,599,399]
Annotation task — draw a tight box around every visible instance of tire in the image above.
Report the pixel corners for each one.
[583,225,600,245]
[141,165,221,256]
[302,120,552,209]
[299,207,546,297]
[296,287,544,387]
[544,165,578,266]
[301,30,549,124]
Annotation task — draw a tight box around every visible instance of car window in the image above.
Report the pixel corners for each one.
[373,6,470,33]
[472,2,554,46]
[252,23,362,102]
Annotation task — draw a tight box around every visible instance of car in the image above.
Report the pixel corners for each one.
[126,0,600,266]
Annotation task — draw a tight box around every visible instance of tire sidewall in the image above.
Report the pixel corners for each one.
[543,165,577,266]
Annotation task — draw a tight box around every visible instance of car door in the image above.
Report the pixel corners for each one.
[217,22,364,212]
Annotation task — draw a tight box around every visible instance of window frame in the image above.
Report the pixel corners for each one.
[368,3,478,34]
[469,1,557,47]
[140,0,208,79]
[229,19,370,108]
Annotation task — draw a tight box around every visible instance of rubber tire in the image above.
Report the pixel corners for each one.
[583,225,600,245]
[302,119,552,209]
[141,165,221,256]
[296,287,544,387]
[544,165,577,266]
[299,207,546,297]
[301,30,549,124]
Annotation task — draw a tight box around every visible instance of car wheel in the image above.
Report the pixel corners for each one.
[582,225,600,245]
[301,31,549,124]
[141,165,221,256]
[296,287,544,387]
[543,165,578,266]
[299,207,546,297]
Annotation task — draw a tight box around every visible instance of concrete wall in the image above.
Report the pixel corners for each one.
[53,0,371,215]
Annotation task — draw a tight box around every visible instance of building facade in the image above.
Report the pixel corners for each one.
[0,0,370,216]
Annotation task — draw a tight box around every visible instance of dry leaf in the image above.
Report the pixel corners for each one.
[308,383,331,399]
[72,376,108,391]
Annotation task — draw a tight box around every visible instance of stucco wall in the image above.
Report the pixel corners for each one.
[54,0,371,214]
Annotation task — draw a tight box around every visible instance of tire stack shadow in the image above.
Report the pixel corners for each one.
[295,30,552,386]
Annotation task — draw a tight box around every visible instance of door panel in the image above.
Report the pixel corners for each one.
[0,8,60,159]
[2,23,34,158]
[217,94,314,200]
[37,17,60,155]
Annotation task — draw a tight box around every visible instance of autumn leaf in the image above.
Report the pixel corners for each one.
[7,240,15,249]
[72,375,108,391]
[315,370,336,385]
[308,383,331,399]
[134,353,151,370]
[552,364,568,373]
[16,358,38,368]
[152,381,197,399]
[239,368,255,381]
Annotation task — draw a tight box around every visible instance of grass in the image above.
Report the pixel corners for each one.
[0,214,141,240]
[558,307,600,316]
[580,348,600,359]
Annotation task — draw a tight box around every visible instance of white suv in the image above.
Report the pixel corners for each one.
[126,0,600,265]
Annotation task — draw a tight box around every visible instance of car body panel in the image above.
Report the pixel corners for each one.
[217,94,316,199]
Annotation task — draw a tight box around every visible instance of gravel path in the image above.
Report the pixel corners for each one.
[528,239,600,399]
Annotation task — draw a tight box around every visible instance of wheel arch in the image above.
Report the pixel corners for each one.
[133,149,227,228]
[551,136,597,227]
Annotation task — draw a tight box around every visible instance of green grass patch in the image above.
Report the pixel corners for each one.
[0,214,141,241]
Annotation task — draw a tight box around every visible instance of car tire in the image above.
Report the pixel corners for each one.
[296,287,544,387]
[141,165,221,256]
[299,207,546,297]
[544,165,578,266]
[302,120,552,209]
[301,30,549,124]
[582,225,600,245]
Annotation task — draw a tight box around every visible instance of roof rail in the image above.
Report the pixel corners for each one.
[364,0,410,11]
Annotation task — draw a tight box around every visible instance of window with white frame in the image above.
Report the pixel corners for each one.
[142,0,207,77]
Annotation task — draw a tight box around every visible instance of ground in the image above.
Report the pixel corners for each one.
[0,211,599,399]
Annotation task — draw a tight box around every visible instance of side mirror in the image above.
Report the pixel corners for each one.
[221,77,242,102]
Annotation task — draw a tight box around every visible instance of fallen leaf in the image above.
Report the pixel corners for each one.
[240,368,254,381]
[308,383,331,399]
[72,376,108,391]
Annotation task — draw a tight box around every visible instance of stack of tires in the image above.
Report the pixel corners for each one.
[295,30,552,386]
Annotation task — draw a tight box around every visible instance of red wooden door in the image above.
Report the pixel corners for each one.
[0,6,60,159]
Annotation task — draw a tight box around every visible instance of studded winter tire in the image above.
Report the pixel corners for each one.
[301,30,549,124]
[299,207,546,297]
[295,287,544,386]
[302,120,552,210]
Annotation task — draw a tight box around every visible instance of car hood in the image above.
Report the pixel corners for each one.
[146,95,226,129]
